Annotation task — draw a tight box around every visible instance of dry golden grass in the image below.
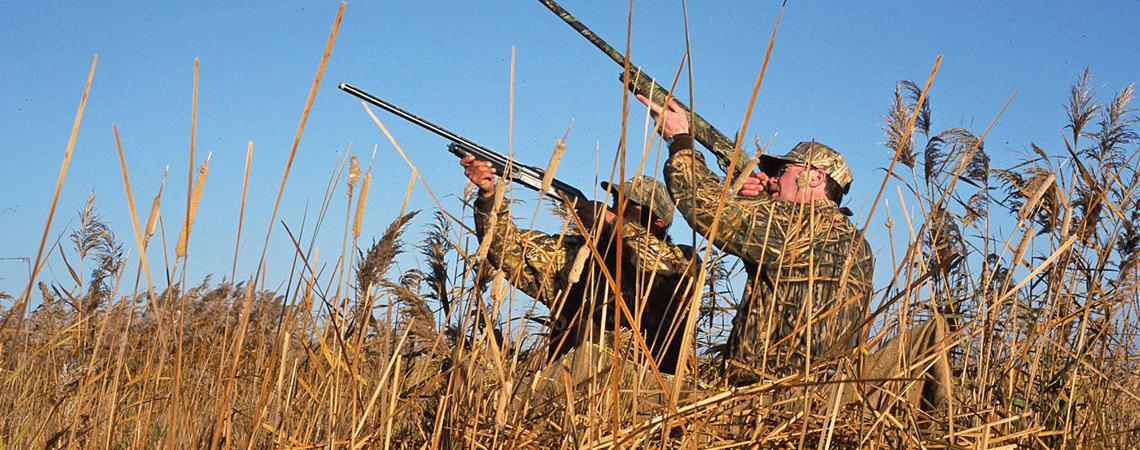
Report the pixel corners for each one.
[2,5,1139,449]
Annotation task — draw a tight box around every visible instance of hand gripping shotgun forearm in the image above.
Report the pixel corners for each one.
[536,0,751,178]
[339,83,588,204]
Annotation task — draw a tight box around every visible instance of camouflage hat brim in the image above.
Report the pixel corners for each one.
[758,153,799,168]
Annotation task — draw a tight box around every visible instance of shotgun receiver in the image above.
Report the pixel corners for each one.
[537,0,749,176]
[339,83,588,204]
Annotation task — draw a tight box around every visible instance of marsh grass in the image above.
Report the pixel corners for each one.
[2,6,1140,449]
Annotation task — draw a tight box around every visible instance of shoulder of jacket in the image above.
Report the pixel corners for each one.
[675,243,698,259]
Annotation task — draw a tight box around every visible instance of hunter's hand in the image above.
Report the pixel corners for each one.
[738,171,769,197]
[636,94,690,140]
[460,155,496,198]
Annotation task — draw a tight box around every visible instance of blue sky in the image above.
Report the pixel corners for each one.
[1,1,1138,301]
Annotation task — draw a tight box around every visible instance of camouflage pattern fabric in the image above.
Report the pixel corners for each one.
[856,315,953,414]
[473,197,701,373]
[601,175,675,228]
[663,145,875,384]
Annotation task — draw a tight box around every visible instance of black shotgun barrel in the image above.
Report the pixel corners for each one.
[340,83,588,203]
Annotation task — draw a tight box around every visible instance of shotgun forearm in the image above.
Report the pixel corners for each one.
[536,0,749,176]
[625,71,747,174]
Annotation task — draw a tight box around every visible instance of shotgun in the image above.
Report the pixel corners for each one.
[537,0,749,176]
[340,82,588,203]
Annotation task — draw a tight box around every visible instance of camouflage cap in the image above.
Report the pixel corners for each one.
[761,141,853,193]
[601,175,675,228]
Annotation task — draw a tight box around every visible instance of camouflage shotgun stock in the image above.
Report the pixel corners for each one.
[340,83,589,204]
[537,0,748,176]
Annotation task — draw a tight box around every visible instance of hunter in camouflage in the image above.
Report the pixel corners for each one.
[461,155,701,374]
[638,95,875,384]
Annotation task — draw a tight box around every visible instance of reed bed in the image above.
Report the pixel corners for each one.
[2,11,1139,450]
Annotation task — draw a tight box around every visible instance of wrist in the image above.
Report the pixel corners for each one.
[474,192,495,211]
[667,133,694,154]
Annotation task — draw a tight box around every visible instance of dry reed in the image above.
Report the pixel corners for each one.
[2,7,1139,450]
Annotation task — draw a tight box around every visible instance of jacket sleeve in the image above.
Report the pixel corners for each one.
[618,223,698,278]
[473,197,578,305]
[663,135,784,268]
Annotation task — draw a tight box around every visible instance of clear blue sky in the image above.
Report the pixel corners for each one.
[1,1,1137,299]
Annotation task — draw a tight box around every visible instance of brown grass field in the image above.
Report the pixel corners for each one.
[2,5,1139,449]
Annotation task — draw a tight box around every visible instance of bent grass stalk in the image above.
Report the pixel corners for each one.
[231,141,254,282]
[5,55,97,336]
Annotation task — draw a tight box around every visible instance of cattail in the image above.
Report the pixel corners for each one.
[475,180,506,260]
[144,167,169,246]
[1017,172,1056,225]
[541,123,572,194]
[176,155,209,258]
[540,138,566,194]
[144,196,161,245]
[566,244,591,284]
[728,156,760,199]
[489,269,507,305]
[495,378,512,427]
[346,155,361,190]
[353,168,371,239]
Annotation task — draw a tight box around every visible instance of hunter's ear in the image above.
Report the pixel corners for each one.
[808,168,827,188]
[654,217,667,230]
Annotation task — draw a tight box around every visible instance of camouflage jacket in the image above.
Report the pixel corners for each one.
[473,197,701,373]
[663,137,875,383]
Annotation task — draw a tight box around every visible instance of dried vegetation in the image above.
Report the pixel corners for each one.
[1,20,1138,449]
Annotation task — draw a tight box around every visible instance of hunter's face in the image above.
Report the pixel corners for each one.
[767,163,806,202]
[614,201,667,235]
[620,202,651,229]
